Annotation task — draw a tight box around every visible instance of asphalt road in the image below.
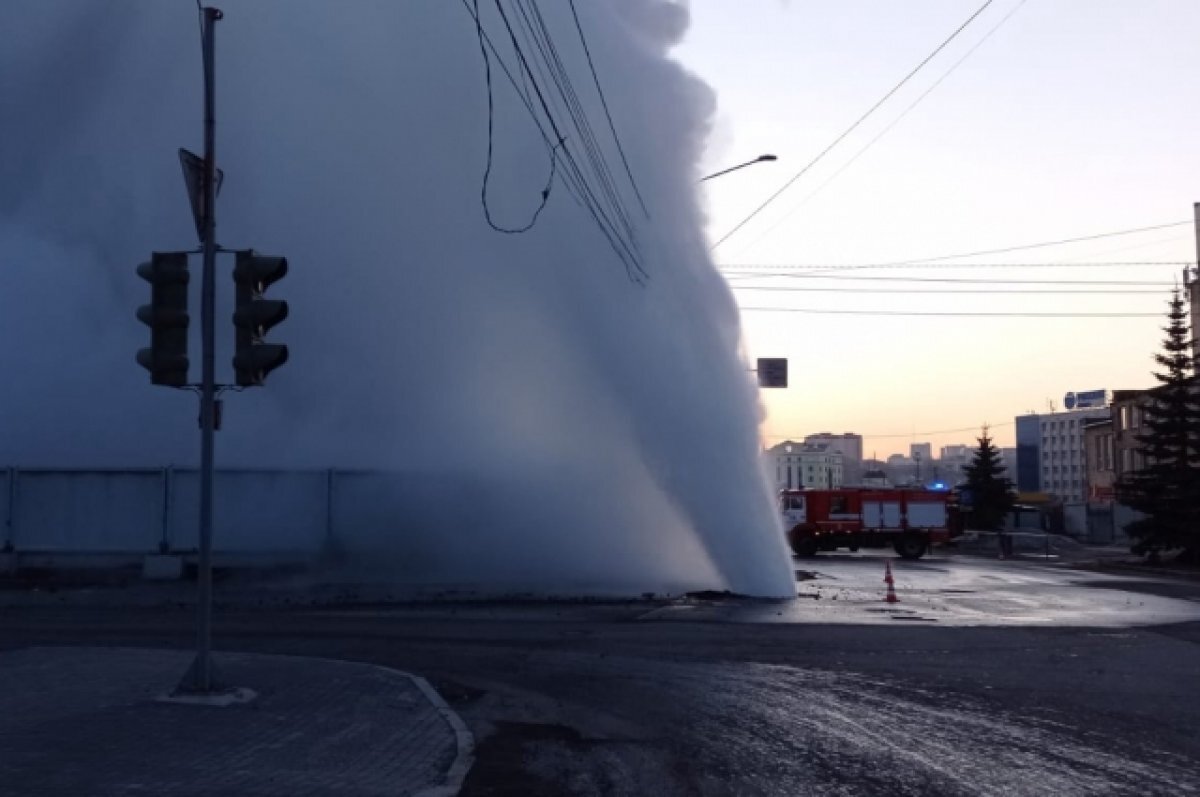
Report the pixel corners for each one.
[3,553,1199,796]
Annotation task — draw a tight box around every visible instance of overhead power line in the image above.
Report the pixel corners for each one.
[839,220,1194,270]
[470,0,558,233]
[730,285,1165,295]
[567,0,649,218]
[727,273,1173,285]
[510,0,649,282]
[740,307,1159,317]
[711,0,997,250]
[461,0,648,282]
[765,421,1015,442]
[734,0,1029,256]
[719,260,1187,272]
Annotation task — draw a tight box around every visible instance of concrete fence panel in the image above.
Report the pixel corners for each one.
[11,470,163,552]
[1,469,12,548]
[168,469,329,554]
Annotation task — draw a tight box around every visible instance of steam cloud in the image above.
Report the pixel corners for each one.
[0,1,795,597]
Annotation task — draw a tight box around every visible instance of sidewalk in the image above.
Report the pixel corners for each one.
[0,647,473,796]
[953,530,1129,564]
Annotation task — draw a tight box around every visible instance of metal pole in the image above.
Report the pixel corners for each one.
[182,4,222,694]
[160,466,172,554]
[1193,202,1199,273]
[1191,202,1200,368]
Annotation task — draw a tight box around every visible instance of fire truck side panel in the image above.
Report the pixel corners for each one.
[861,500,902,528]
[907,501,947,528]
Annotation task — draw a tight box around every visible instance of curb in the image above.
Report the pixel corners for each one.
[241,651,476,796]
[410,674,476,797]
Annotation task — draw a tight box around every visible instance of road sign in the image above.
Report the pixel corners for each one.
[179,148,224,244]
[757,358,788,388]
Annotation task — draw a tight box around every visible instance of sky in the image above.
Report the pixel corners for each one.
[673,0,1200,457]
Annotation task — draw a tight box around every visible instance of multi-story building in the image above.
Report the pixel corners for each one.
[934,443,973,486]
[861,464,889,487]
[885,453,916,486]
[1111,389,1152,482]
[768,441,844,491]
[940,444,970,460]
[1000,448,1018,483]
[1014,406,1109,502]
[1083,417,1115,501]
[908,442,933,483]
[803,432,863,485]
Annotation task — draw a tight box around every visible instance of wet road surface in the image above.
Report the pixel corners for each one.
[2,553,1199,795]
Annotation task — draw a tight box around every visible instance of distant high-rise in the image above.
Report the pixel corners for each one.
[909,442,932,462]
[804,432,863,484]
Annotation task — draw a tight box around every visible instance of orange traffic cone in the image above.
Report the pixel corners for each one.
[884,561,899,604]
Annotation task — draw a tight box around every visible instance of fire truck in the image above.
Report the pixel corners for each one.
[780,487,961,559]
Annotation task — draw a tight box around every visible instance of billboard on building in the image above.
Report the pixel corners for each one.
[1064,390,1107,410]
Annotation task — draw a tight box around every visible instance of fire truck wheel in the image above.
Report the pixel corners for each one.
[791,536,820,557]
[893,533,928,560]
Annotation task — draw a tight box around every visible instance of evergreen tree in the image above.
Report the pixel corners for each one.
[1117,289,1200,562]
[963,425,1014,532]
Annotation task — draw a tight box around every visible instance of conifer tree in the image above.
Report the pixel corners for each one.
[1117,289,1200,562]
[963,425,1014,532]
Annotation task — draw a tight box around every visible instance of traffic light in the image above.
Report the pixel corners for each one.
[232,249,289,387]
[136,251,190,386]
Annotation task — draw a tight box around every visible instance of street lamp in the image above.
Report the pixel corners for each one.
[699,154,777,182]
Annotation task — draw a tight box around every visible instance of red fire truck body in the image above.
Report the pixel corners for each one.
[780,487,960,559]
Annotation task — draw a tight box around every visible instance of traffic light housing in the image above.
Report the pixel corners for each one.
[136,251,190,386]
[232,249,289,387]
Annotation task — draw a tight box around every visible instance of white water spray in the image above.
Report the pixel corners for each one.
[0,0,794,597]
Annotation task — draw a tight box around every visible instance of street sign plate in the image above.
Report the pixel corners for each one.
[178,148,224,244]
[757,358,788,388]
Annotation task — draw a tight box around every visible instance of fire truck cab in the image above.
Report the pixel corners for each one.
[780,487,959,560]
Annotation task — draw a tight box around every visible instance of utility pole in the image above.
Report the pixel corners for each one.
[180,4,223,695]
[133,5,288,698]
[1190,202,1200,367]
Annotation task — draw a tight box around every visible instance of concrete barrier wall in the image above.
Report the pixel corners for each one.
[1,469,11,548]
[167,470,330,553]
[2,468,336,559]
[10,470,164,552]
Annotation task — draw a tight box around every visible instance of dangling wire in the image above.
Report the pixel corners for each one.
[472,0,561,234]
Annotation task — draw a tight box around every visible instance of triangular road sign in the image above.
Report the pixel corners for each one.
[179,148,224,243]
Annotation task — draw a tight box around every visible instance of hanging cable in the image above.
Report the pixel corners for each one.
[731,0,1028,257]
[567,0,650,218]
[490,0,646,281]
[712,0,997,250]
[472,0,559,234]
[740,307,1159,317]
